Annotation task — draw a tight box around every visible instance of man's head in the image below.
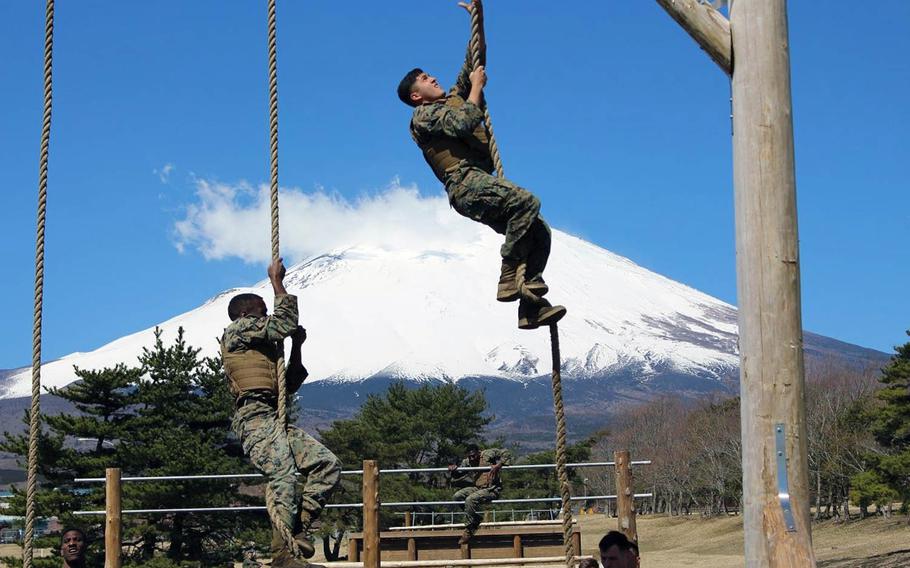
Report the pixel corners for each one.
[60,528,87,565]
[465,443,481,465]
[598,531,637,568]
[398,68,446,107]
[228,293,267,321]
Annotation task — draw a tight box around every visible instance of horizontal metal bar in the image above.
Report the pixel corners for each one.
[72,493,653,516]
[73,460,652,483]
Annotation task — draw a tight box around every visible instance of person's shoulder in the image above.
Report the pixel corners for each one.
[222,315,266,351]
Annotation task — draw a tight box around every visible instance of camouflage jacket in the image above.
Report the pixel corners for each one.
[409,44,494,185]
[451,448,514,489]
[220,294,307,396]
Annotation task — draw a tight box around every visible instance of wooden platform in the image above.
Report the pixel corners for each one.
[348,524,581,562]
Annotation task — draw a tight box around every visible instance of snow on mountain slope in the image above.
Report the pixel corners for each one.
[1,230,740,399]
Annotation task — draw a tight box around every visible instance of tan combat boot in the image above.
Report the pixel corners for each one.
[518,298,567,330]
[497,259,521,302]
[515,262,549,300]
[458,529,473,546]
[270,527,315,567]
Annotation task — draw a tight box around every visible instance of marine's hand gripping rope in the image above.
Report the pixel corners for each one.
[265,0,307,559]
[468,0,505,178]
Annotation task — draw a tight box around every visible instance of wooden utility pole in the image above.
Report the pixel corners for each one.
[105,468,122,568]
[613,450,638,543]
[655,1,816,565]
[362,460,380,568]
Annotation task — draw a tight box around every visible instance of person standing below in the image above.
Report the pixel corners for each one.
[221,258,342,568]
[397,0,566,330]
[59,528,87,568]
[448,444,513,544]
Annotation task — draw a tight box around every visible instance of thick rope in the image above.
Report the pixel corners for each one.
[468,1,505,178]
[25,3,54,568]
[549,324,576,568]
[468,5,571,564]
[265,0,303,558]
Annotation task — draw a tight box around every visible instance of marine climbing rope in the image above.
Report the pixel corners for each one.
[264,0,308,559]
[467,2,575,566]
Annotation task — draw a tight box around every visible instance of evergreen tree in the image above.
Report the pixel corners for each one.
[0,365,139,567]
[852,331,910,518]
[0,329,268,567]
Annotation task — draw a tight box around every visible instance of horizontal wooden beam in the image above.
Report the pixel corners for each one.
[326,556,595,568]
[656,0,732,75]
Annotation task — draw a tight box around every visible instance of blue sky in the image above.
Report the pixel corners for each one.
[2,1,907,368]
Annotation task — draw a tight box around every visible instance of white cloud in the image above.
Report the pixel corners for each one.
[173,177,486,263]
[154,163,175,183]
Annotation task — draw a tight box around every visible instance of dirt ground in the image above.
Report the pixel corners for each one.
[4,515,909,567]
[576,513,910,568]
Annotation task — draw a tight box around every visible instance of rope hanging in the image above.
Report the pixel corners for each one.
[25,2,55,567]
[468,2,505,178]
[265,0,305,558]
[468,3,573,565]
[550,325,576,566]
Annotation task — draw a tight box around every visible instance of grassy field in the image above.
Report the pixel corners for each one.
[576,514,910,567]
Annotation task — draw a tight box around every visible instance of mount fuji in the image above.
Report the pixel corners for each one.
[0,228,884,447]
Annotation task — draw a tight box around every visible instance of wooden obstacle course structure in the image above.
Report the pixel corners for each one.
[84,454,642,566]
[348,524,581,563]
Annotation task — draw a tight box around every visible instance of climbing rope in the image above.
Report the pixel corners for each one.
[265,0,305,558]
[25,2,55,568]
[550,325,576,566]
[468,3,573,565]
[468,1,505,178]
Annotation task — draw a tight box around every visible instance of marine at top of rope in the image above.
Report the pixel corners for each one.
[396,0,567,331]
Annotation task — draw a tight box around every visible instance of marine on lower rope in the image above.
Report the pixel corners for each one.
[221,258,342,568]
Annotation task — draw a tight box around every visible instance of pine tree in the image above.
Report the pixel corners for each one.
[0,365,139,567]
[851,331,910,519]
[116,328,264,565]
[0,328,269,567]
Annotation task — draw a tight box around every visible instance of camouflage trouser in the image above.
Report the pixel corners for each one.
[232,395,342,532]
[448,168,552,280]
[453,486,501,533]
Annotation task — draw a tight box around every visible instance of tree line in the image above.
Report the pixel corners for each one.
[589,332,910,522]
[0,330,593,566]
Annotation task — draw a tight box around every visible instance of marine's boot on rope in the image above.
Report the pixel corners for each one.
[498,259,549,302]
[518,297,566,330]
[270,527,314,567]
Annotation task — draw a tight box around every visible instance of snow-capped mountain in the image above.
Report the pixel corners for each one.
[2,229,741,399]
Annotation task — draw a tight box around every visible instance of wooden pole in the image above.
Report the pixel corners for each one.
[104,468,122,568]
[613,450,638,543]
[730,0,816,565]
[362,460,380,568]
[655,0,732,74]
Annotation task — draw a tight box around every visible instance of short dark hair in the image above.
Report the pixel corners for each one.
[228,293,263,321]
[398,68,424,107]
[598,531,633,553]
[466,443,480,453]
[61,527,86,542]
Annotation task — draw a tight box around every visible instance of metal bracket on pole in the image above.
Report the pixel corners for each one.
[775,423,797,532]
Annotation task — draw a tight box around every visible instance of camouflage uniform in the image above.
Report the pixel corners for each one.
[450,448,514,534]
[221,294,342,536]
[409,46,552,282]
